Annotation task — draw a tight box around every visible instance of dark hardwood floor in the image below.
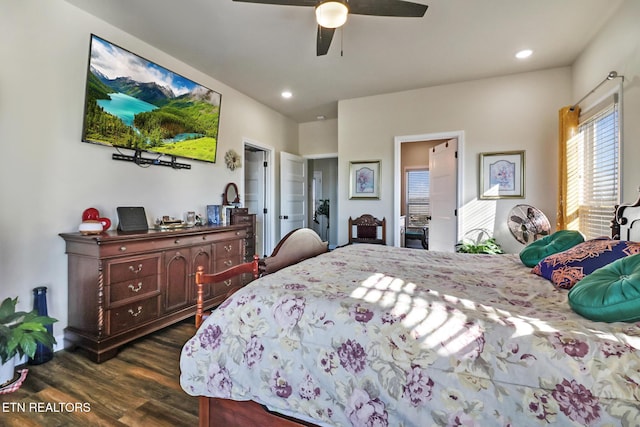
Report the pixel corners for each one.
[0,320,199,426]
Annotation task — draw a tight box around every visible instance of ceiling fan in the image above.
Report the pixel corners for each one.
[232,0,429,56]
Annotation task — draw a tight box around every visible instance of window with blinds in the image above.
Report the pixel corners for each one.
[565,94,620,239]
[406,169,430,227]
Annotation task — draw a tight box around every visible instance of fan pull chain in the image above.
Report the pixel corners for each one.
[340,26,344,57]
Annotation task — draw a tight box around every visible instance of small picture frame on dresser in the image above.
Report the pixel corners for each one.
[207,205,221,225]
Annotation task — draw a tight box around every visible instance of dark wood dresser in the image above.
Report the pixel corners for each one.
[230,208,257,260]
[59,224,249,363]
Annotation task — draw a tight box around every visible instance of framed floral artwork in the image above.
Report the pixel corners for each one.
[349,160,381,199]
[479,151,525,199]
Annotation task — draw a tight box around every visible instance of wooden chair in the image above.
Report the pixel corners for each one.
[348,214,386,245]
[195,254,259,328]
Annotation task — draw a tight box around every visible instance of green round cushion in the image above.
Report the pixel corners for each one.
[568,253,640,323]
[519,230,584,267]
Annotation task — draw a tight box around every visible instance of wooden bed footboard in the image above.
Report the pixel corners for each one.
[199,397,317,427]
[260,228,329,275]
[195,228,328,426]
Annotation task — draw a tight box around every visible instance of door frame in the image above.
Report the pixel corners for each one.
[243,138,276,256]
[393,131,465,247]
[279,152,307,239]
[304,153,338,247]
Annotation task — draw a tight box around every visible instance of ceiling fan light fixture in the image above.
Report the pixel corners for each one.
[315,1,349,29]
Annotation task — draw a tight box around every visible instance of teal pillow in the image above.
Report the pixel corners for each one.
[519,230,584,267]
[568,254,640,322]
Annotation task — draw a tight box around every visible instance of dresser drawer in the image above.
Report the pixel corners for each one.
[108,256,159,283]
[214,255,243,272]
[231,214,252,224]
[213,276,243,297]
[99,230,247,257]
[108,297,159,335]
[109,276,160,305]
[213,239,244,259]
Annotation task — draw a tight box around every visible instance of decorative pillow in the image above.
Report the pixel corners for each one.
[519,230,584,267]
[532,238,640,289]
[568,254,640,322]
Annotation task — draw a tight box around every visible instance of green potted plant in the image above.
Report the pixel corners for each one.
[313,199,330,240]
[455,228,504,254]
[455,237,504,254]
[0,297,57,385]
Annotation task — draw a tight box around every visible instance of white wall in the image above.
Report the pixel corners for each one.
[337,68,572,253]
[299,119,338,156]
[0,0,298,338]
[572,0,640,204]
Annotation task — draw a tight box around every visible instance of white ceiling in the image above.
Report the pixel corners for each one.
[64,0,623,123]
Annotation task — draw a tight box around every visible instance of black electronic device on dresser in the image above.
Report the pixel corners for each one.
[59,224,251,363]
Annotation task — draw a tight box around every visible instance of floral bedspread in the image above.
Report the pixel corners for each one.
[180,244,640,427]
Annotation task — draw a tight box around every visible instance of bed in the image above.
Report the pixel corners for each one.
[180,202,640,426]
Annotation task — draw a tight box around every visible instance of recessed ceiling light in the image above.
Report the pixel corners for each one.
[281,91,293,99]
[515,49,533,59]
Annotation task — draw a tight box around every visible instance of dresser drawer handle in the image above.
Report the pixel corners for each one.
[128,306,143,317]
[128,282,143,293]
[224,260,233,267]
[224,279,232,287]
[129,264,143,274]
[174,239,181,244]
[224,245,232,252]
[120,246,127,252]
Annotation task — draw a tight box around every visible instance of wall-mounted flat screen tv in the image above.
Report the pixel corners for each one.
[81,34,221,163]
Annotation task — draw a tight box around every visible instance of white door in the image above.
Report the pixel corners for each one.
[311,171,325,239]
[245,149,265,256]
[280,152,306,238]
[429,139,458,251]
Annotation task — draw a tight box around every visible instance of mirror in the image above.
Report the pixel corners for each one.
[223,182,240,206]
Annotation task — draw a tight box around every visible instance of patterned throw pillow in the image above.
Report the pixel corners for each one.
[568,254,640,322]
[532,238,640,289]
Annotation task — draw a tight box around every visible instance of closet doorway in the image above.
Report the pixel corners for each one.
[307,156,338,249]
[394,131,463,251]
[244,141,274,257]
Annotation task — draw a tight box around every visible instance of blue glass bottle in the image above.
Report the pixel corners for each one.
[28,286,53,365]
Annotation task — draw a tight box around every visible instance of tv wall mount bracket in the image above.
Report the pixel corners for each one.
[112,149,191,170]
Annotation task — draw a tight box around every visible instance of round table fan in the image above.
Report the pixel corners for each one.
[508,204,551,244]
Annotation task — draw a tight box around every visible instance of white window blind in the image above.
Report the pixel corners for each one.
[406,169,430,227]
[566,94,620,239]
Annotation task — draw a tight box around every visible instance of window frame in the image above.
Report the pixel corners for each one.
[566,91,621,239]
[405,167,430,228]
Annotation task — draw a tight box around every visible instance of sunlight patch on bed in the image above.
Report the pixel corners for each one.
[349,272,562,354]
[350,273,416,307]
[510,316,558,337]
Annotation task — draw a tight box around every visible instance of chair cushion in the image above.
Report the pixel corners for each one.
[519,230,584,267]
[568,254,640,322]
[532,238,640,289]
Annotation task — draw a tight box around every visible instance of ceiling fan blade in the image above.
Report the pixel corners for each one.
[232,0,317,6]
[316,26,335,56]
[232,0,428,17]
[348,0,428,17]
